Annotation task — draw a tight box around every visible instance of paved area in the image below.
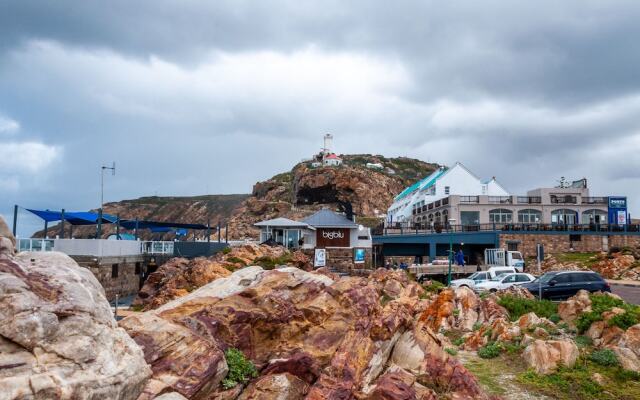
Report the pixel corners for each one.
[610,283,640,305]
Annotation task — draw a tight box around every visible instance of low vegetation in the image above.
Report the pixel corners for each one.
[221,348,258,389]
[478,342,502,359]
[253,254,294,270]
[554,252,599,268]
[576,293,640,333]
[589,349,619,367]
[497,295,559,321]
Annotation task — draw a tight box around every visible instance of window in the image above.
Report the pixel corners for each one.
[582,209,607,224]
[135,262,141,275]
[111,263,119,278]
[502,275,516,283]
[445,186,450,195]
[516,274,532,282]
[554,274,571,283]
[489,209,513,223]
[482,185,487,195]
[474,272,487,281]
[460,211,480,226]
[507,242,519,251]
[551,209,578,224]
[518,209,542,223]
[569,234,582,242]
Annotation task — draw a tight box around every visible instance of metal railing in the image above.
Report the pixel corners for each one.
[460,196,479,204]
[375,223,640,236]
[17,238,55,252]
[517,196,542,204]
[582,196,608,204]
[551,195,578,204]
[489,196,512,204]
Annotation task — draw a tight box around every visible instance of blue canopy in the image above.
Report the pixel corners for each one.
[26,209,117,225]
[119,220,209,230]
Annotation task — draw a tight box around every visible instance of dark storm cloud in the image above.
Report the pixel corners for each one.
[1,0,640,235]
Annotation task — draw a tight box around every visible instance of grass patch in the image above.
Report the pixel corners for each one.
[517,355,640,400]
[222,247,232,254]
[497,295,558,321]
[221,348,258,389]
[423,280,445,294]
[555,252,599,267]
[575,335,593,348]
[225,256,247,266]
[461,352,528,396]
[452,337,465,347]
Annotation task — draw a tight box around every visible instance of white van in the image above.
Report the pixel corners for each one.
[450,267,517,289]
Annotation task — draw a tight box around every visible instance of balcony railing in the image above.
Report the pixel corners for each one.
[460,196,479,204]
[378,223,640,236]
[18,238,55,252]
[582,196,608,205]
[489,196,512,204]
[517,196,542,204]
[551,195,578,204]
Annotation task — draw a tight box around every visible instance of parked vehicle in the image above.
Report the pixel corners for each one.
[450,267,517,289]
[522,271,610,300]
[484,248,525,272]
[474,273,536,293]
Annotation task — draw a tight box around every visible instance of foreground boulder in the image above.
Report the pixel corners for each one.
[0,250,151,399]
[121,267,491,399]
[133,243,310,311]
[522,339,579,374]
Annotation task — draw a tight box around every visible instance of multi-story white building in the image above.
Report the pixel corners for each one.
[387,162,509,225]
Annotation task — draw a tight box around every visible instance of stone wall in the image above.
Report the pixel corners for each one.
[72,255,145,301]
[303,247,373,272]
[499,233,640,259]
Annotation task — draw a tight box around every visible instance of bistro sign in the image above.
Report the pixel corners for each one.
[316,228,350,248]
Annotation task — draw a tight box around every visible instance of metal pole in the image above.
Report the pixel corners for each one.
[59,209,65,239]
[116,215,120,240]
[12,205,18,237]
[114,294,118,319]
[97,208,102,238]
[218,222,221,243]
[225,223,228,243]
[134,218,139,240]
[207,220,211,243]
[448,229,453,286]
[44,219,48,239]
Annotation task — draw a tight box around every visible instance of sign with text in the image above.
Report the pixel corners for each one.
[316,228,351,248]
[608,196,628,226]
[354,248,366,264]
[314,248,326,268]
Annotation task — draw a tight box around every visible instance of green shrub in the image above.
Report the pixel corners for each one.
[452,309,460,316]
[473,322,483,331]
[502,342,522,354]
[253,254,293,270]
[608,308,640,331]
[445,347,458,356]
[221,348,258,389]
[452,337,465,347]
[589,349,619,367]
[549,313,561,324]
[222,247,232,254]
[424,280,446,293]
[497,295,558,321]
[575,335,593,348]
[380,294,392,306]
[226,256,247,266]
[478,342,502,359]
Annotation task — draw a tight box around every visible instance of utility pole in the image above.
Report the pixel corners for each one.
[447,218,456,286]
[97,162,116,238]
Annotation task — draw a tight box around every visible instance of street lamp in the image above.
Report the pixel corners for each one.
[97,162,116,238]
[447,218,457,286]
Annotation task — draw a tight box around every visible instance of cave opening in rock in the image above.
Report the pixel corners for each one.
[296,184,339,205]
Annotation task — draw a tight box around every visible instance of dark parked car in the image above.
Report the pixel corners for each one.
[522,271,610,300]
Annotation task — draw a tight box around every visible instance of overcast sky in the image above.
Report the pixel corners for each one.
[2,1,640,235]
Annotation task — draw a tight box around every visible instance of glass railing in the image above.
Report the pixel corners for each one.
[17,238,55,252]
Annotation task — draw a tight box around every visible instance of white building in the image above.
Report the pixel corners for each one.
[386,162,509,225]
[323,153,343,166]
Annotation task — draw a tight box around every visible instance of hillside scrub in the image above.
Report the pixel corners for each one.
[576,293,640,333]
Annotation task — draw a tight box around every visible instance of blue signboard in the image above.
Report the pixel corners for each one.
[354,248,366,264]
[608,196,628,225]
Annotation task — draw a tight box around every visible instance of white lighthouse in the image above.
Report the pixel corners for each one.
[322,134,333,155]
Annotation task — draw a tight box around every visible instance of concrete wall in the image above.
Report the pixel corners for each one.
[498,233,640,259]
[303,247,373,272]
[54,239,141,257]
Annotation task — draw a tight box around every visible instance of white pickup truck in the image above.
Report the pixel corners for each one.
[484,248,525,272]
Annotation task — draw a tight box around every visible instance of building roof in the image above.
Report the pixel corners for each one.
[325,153,341,160]
[302,209,359,228]
[254,217,310,228]
[394,167,448,201]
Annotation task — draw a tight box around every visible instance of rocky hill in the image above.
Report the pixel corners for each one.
[35,155,439,240]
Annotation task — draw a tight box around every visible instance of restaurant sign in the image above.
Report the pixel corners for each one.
[316,228,351,248]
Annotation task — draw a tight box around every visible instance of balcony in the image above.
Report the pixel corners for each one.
[489,196,512,204]
[460,196,479,204]
[583,196,608,205]
[517,196,542,204]
[551,195,578,204]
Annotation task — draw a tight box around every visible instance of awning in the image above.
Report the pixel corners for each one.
[119,220,209,230]
[26,209,117,225]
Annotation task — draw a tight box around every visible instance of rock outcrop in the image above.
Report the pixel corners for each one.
[121,267,490,399]
[133,244,309,310]
[0,216,15,256]
[0,247,151,399]
[522,339,579,374]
